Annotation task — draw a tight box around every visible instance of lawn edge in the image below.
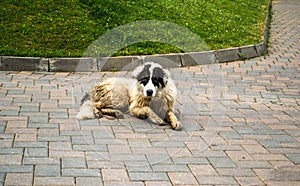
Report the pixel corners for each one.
[0,0,272,72]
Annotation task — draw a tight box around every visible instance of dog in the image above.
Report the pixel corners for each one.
[76,62,182,130]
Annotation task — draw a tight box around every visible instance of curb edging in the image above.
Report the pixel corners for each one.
[0,1,272,72]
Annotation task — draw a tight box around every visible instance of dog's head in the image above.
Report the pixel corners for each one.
[132,62,170,97]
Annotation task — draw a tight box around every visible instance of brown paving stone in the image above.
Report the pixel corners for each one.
[235,176,264,186]
[242,144,269,154]
[15,133,37,142]
[255,167,300,182]
[166,148,192,158]
[253,154,289,161]
[270,160,300,172]
[0,155,22,165]
[34,177,75,186]
[168,172,199,185]
[145,181,172,186]
[195,175,238,185]
[264,181,300,186]
[226,150,254,161]
[108,145,132,155]
[189,164,218,176]
[49,150,84,158]
[102,168,129,182]
[5,173,33,186]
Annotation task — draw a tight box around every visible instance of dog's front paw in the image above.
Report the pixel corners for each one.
[173,122,182,131]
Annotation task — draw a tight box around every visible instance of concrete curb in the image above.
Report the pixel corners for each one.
[0,1,272,72]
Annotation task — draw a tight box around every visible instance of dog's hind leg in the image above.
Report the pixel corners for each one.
[100,108,124,119]
[130,107,166,125]
[76,100,97,119]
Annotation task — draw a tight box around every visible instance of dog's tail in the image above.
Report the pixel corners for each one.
[76,93,96,119]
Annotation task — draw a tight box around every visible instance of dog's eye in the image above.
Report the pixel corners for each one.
[139,77,149,85]
[152,77,162,87]
[152,78,158,85]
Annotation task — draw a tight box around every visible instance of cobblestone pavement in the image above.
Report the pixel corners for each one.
[1,0,300,185]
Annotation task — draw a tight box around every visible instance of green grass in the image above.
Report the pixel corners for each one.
[0,0,269,57]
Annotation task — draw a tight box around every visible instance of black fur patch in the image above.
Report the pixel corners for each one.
[152,67,166,87]
[137,64,151,86]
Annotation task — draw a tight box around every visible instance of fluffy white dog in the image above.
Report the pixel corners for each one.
[76,62,182,130]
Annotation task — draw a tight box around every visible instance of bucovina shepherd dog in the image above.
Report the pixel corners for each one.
[76,62,182,131]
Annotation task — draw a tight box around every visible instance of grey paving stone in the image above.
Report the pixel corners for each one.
[258,139,283,148]
[87,160,125,169]
[271,134,295,142]
[7,89,25,95]
[146,154,173,165]
[236,161,272,169]
[233,126,256,134]
[38,135,70,142]
[49,112,69,119]
[62,168,101,177]
[35,164,60,176]
[151,141,185,148]
[110,154,147,162]
[129,172,169,181]
[73,144,107,151]
[76,177,103,186]
[71,135,94,145]
[24,148,48,157]
[79,119,100,126]
[0,148,23,155]
[208,157,236,168]
[13,142,48,148]
[62,158,86,168]
[29,116,48,124]
[125,162,152,172]
[151,164,189,172]
[0,165,33,173]
[172,157,209,165]
[20,106,39,112]
[257,129,285,135]
[0,110,19,116]
[28,123,59,128]
[23,157,60,165]
[93,130,115,139]
[286,154,300,164]
[219,131,243,139]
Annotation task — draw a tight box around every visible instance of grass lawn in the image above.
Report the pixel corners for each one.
[0,0,269,57]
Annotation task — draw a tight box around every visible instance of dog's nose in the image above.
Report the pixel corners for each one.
[146,89,153,96]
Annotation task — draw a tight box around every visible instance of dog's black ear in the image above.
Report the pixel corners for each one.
[131,64,151,80]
